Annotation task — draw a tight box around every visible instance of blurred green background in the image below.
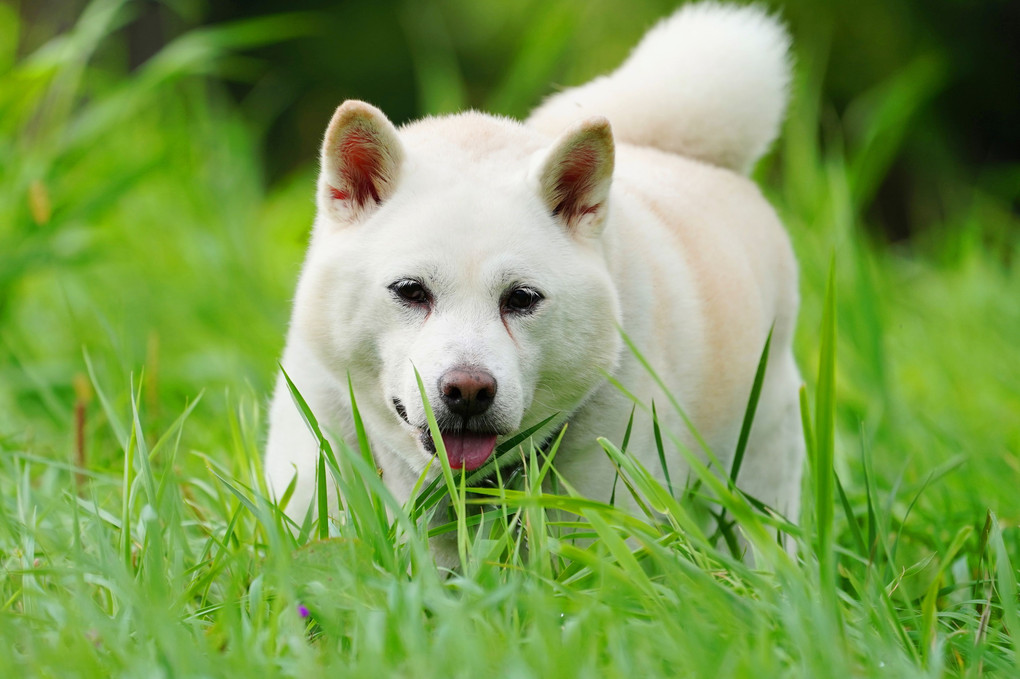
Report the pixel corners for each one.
[1,0,1017,508]
[13,0,1020,234]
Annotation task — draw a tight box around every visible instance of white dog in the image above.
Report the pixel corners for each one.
[265,3,804,538]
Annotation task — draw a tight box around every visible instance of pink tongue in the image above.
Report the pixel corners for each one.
[441,432,498,471]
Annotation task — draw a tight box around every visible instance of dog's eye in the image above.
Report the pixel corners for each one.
[503,287,543,314]
[389,279,431,307]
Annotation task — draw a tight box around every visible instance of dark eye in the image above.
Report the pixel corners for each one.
[389,279,431,307]
[503,287,543,315]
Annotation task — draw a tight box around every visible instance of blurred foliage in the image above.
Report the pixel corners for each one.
[0,0,318,457]
[14,0,1018,242]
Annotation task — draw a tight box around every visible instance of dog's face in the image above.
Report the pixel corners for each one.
[292,101,622,476]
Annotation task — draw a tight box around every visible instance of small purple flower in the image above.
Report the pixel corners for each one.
[297,603,310,618]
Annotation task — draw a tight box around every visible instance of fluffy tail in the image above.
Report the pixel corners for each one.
[527,3,791,175]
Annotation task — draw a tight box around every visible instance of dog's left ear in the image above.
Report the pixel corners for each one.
[319,100,404,225]
[535,117,615,237]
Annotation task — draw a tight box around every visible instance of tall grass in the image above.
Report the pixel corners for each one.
[1,2,1018,677]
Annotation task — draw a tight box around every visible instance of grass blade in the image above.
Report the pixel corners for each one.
[990,513,1020,665]
[413,365,465,566]
[650,401,673,497]
[732,326,773,485]
[814,255,838,602]
[609,405,636,507]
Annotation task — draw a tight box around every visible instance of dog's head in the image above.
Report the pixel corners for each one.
[293,101,622,475]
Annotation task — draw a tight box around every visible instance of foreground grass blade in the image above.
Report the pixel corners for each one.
[609,406,636,507]
[413,365,467,567]
[348,375,389,535]
[732,326,773,485]
[618,329,712,457]
[650,401,673,497]
[280,365,340,473]
[813,255,838,603]
[990,514,1020,665]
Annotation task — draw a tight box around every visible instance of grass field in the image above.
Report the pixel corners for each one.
[1,2,1018,677]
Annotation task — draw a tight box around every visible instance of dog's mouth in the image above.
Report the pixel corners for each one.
[393,397,500,471]
[419,429,498,471]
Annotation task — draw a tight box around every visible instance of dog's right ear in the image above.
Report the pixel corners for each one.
[319,100,404,225]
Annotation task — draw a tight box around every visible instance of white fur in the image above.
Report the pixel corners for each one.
[528,2,791,174]
[265,3,804,555]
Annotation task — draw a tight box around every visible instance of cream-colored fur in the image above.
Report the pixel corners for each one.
[265,2,804,542]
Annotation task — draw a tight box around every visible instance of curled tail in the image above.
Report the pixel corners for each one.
[527,2,791,175]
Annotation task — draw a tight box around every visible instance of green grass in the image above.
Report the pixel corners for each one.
[2,1,1018,677]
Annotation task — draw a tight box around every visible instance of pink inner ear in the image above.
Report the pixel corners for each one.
[331,128,384,206]
[551,145,602,221]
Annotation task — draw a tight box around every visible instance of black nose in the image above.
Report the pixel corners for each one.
[438,368,497,418]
